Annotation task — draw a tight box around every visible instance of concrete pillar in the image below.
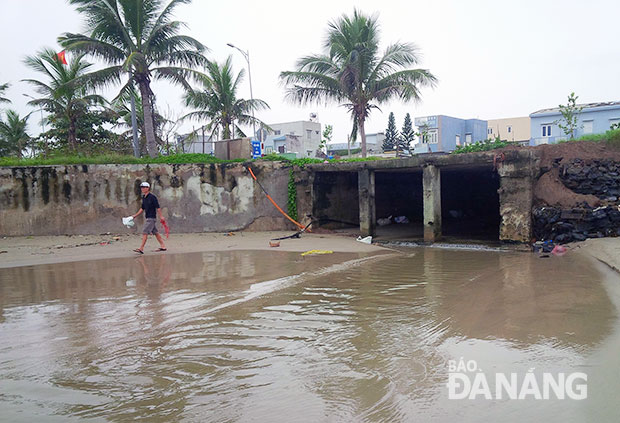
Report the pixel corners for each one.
[423,165,441,242]
[497,155,536,243]
[358,168,376,237]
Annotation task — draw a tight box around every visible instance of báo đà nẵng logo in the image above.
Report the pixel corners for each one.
[446,358,587,400]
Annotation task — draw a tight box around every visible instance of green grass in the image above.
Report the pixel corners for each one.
[0,152,389,168]
[0,153,245,167]
[572,128,620,148]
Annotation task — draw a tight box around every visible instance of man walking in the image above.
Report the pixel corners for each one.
[131,181,167,254]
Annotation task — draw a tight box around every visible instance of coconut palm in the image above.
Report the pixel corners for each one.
[0,82,10,104]
[0,110,30,158]
[23,48,107,153]
[59,0,208,158]
[280,9,437,157]
[183,56,269,140]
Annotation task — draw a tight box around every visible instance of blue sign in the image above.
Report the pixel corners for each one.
[251,140,262,159]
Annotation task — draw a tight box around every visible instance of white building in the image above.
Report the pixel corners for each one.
[267,120,322,157]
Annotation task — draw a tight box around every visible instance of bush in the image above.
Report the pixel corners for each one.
[452,137,509,154]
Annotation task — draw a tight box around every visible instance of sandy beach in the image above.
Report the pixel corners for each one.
[0,231,388,269]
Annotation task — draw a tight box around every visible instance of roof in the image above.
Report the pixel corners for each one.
[531,101,620,116]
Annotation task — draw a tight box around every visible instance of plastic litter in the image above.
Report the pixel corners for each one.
[356,236,372,244]
[394,216,409,224]
[122,216,135,228]
[551,245,567,256]
[269,241,280,248]
[377,216,392,226]
[301,249,333,256]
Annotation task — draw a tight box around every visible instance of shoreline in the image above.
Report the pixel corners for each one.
[2,232,620,275]
[0,231,388,269]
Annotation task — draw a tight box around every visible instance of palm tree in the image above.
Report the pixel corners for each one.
[280,9,437,157]
[0,82,10,104]
[59,0,208,158]
[0,110,30,158]
[23,48,106,153]
[183,56,269,140]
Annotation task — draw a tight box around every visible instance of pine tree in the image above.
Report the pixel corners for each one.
[383,112,397,151]
[397,113,416,151]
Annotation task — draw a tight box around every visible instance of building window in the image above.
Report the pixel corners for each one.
[465,133,472,144]
[487,128,492,135]
[456,135,461,146]
[306,129,312,139]
[610,118,620,129]
[422,130,438,144]
[583,120,593,134]
[542,125,551,137]
[274,130,281,135]
[278,145,285,153]
[507,126,512,133]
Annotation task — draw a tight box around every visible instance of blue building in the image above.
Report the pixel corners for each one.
[414,115,487,152]
[529,101,620,145]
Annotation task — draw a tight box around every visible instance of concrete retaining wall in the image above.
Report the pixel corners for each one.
[0,162,295,236]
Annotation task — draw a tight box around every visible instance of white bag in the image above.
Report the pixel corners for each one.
[122,216,135,228]
[356,236,372,244]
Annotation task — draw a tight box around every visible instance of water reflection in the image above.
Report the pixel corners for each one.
[0,248,618,422]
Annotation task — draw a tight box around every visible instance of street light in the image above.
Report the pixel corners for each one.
[227,43,256,141]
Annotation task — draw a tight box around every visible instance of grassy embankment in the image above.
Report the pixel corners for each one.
[0,152,385,168]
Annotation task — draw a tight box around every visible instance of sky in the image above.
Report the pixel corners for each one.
[2,0,620,144]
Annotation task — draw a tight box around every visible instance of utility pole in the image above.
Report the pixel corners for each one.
[227,43,256,140]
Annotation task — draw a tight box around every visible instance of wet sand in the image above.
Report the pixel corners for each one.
[2,232,620,275]
[0,232,387,269]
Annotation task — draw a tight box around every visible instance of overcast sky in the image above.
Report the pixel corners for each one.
[2,0,620,143]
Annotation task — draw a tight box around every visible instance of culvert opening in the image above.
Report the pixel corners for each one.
[440,167,501,240]
[375,170,424,239]
[313,172,359,229]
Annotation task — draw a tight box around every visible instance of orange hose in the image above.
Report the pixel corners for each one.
[247,167,306,231]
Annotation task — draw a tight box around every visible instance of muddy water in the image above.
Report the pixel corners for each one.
[1,248,619,422]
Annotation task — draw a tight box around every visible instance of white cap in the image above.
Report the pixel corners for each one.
[140,181,150,188]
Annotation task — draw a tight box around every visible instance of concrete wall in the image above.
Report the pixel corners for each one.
[214,138,253,160]
[0,162,294,236]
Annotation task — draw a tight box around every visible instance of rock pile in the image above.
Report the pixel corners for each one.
[559,159,620,202]
[533,159,620,243]
[533,204,620,243]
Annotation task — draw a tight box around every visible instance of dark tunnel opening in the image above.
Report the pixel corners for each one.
[374,170,424,239]
[440,167,501,240]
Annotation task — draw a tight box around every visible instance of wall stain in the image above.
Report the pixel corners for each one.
[51,169,59,203]
[20,170,30,212]
[41,169,50,205]
[105,180,111,200]
[63,181,72,203]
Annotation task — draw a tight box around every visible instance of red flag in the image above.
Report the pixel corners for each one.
[56,50,68,65]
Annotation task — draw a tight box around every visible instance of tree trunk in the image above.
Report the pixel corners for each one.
[359,115,367,158]
[137,78,158,158]
[68,117,77,153]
